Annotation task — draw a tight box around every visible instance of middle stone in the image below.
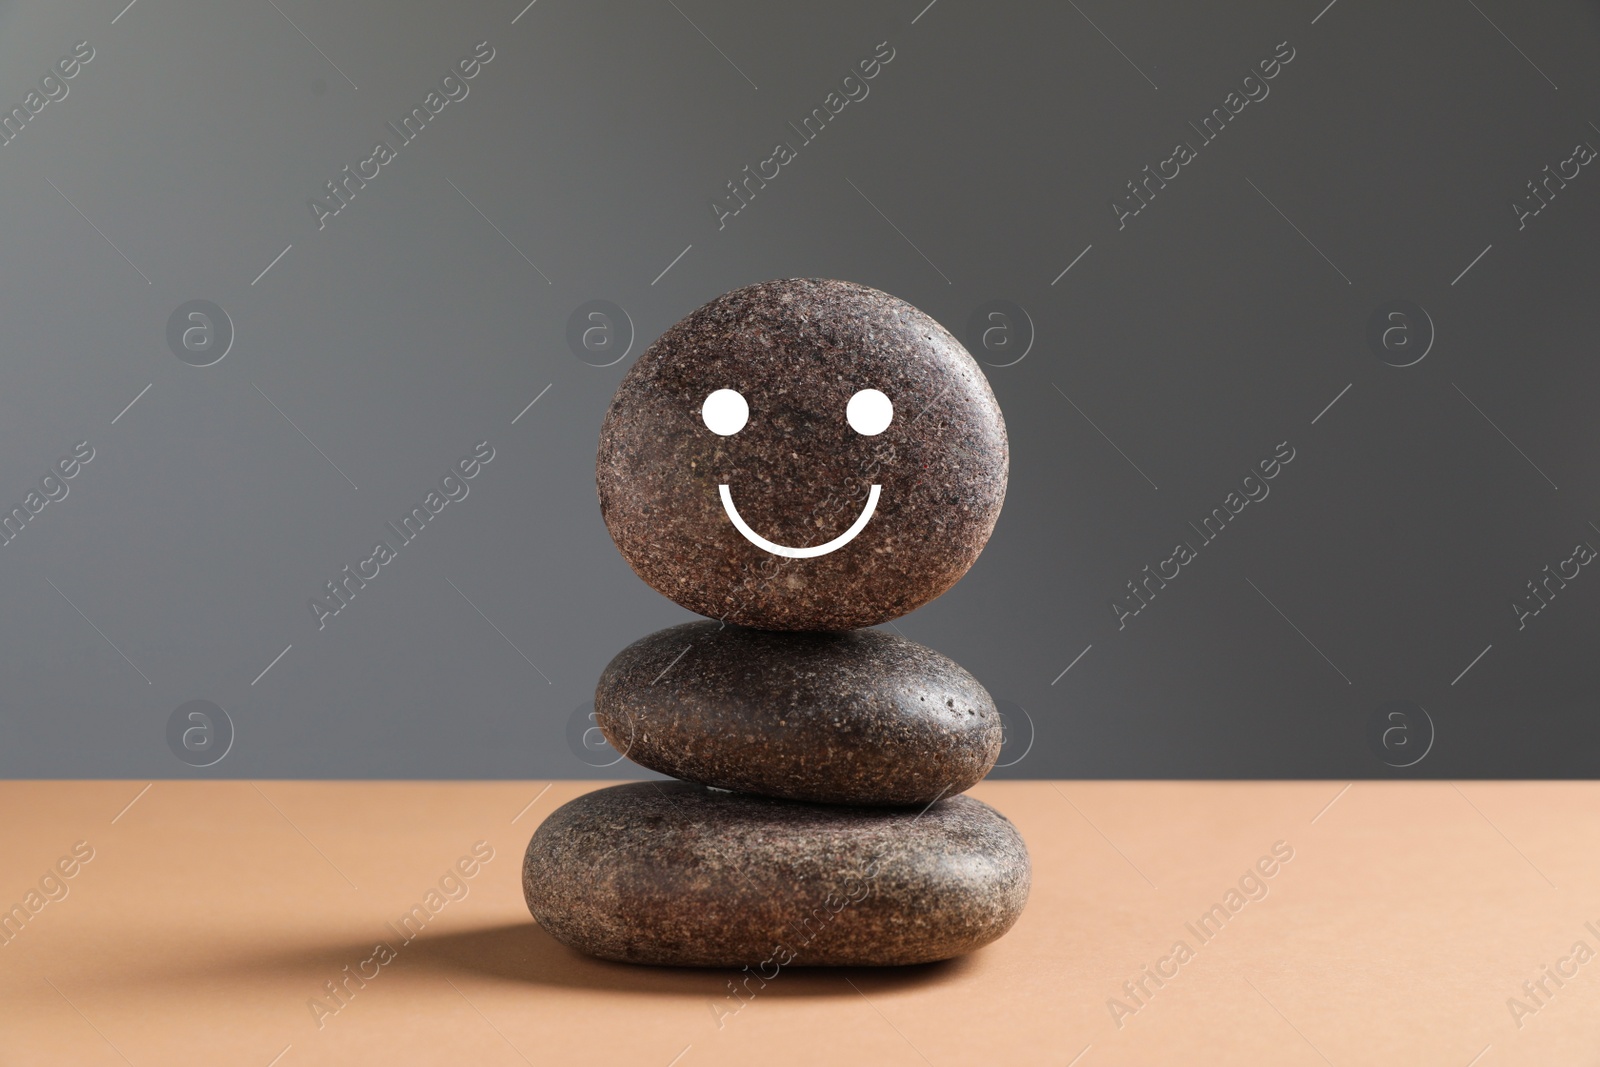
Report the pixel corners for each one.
[595,621,1002,806]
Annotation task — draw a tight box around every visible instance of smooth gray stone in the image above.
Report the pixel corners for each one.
[522,782,1030,967]
[596,622,1001,806]
[596,278,1008,631]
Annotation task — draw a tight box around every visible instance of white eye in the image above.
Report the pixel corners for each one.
[846,389,893,435]
[702,389,749,435]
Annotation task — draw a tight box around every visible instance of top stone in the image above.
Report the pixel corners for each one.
[597,279,1008,631]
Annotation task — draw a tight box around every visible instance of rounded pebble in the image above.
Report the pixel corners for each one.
[597,278,1008,631]
[523,782,1030,967]
[596,622,1001,806]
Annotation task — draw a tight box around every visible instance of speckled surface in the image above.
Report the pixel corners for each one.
[597,278,1008,631]
[522,782,1030,967]
[595,621,1001,806]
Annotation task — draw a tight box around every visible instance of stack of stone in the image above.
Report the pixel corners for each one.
[523,279,1029,967]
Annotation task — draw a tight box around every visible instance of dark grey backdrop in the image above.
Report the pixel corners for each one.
[1,0,1596,778]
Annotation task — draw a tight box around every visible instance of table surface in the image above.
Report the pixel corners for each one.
[1,780,1595,1066]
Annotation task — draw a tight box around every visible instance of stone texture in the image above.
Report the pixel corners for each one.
[596,622,1001,806]
[597,278,1008,631]
[523,782,1030,967]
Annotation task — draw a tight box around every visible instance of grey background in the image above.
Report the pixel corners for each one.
[0,0,1596,779]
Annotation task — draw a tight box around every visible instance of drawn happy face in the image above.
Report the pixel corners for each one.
[597,278,1008,631]
[703,384,893,559]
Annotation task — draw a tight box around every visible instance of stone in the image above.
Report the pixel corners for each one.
[596,621,1001,806]
[597,278,1008,631]
[523,782,1030,966]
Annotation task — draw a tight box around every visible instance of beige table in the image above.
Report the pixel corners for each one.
[1,781,1595,1065]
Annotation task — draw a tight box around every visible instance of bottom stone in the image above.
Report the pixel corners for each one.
[522,782,1030,967]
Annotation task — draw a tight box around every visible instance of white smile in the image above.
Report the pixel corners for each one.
[718,484,881,559]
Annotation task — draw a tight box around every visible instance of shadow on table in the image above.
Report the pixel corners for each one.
[412,920,977,997]
[52,921,975,1001]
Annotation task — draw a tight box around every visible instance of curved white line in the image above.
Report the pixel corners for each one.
[719,484,880,559]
